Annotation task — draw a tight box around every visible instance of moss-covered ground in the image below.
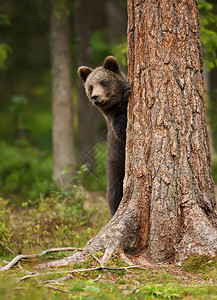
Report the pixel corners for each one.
[0,193,217,299]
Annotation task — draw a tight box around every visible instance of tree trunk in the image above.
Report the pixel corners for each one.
[105,0,127,43]
[125,0,217,263]
[75,0,105,165]
[50,0,75,186]
[43,0,217,268]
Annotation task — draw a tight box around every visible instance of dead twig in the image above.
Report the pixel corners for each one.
[40,284,71,293]
[6,247,15,255]
[17,262,34,275]
[19,265,145,282]
[19,273,41,281]
[91,254,105,268]
[0,247,79,271]
[42,279,66,286]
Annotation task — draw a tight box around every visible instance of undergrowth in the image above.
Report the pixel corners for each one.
[0,191,216,299]
[0,202,217,300]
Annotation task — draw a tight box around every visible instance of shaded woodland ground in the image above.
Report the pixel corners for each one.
[0,193,217,299]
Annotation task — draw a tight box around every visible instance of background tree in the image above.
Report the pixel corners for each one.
[50,0,75,186]
[75,0,127,167]
[75,0,105,162]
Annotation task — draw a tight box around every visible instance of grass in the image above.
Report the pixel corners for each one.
[0,195,217,299]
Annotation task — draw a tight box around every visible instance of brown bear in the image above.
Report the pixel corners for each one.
[78,56,131,216]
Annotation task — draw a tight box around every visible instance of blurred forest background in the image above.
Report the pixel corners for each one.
[0,0,217,206]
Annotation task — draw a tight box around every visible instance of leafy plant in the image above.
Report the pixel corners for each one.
[0,198,12,255]
[91,30,127,67]
[136,284,181,299]
[199,1,217,70]
[0,14,11,69]
[0,44,12,69]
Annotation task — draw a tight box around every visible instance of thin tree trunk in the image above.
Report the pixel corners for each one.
[50,0,75,186]
[105,0,127,43]
[75,0,105,164]
[42,0,217,269]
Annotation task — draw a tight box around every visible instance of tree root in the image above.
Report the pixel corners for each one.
[0,247,79,271]
[36,205,139,269]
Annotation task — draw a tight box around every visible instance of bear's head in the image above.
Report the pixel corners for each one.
[78,56,126,110]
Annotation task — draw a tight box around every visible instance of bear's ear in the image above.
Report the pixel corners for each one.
[78,66,93,82]
[103,56,120,73]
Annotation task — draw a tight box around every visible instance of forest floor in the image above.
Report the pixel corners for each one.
[0,192,217,300]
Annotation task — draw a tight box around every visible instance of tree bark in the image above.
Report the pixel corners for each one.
[126,0,217,263]
[50,0,75,186]
[43,0,217,268]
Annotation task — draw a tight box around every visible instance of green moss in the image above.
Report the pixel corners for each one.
[182,254,217,274]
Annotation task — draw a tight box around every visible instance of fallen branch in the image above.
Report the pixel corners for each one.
[91,254,104,268]
[40,284,71,293]
[0,247,79,271]
[19,265,145,282]
[19,273,41,281]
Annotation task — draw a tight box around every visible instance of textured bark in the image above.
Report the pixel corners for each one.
[50,0,75,185]
[126,0,217,262]
[43,0,217,268]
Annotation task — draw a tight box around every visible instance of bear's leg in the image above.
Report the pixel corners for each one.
[107,160,125,216]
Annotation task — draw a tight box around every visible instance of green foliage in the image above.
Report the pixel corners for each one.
[136,284,181,299]
[91,30,127,67]
[10,95,28,130]
[0,44,12,69]
[54,0,70,18]
[199,1,217,70]
[53,165,89,221]
[0,14,11,69]
[112,41,128,67]
[0,198,12,254]
[0,194,91,254]
[83,142,107,192]
[211,156,217,184]
[182,254,217,274]
[91,31,113,63]
[0,141,53,203]
[0,202,216,299]
[0,14,10,25]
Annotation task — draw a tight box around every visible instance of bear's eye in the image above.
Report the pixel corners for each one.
[101,80,107,87]
[89,85,93,92]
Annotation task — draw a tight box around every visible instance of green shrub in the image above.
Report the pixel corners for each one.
[0,141,53,204]
[0,198,12,255]
[0,189,92,254]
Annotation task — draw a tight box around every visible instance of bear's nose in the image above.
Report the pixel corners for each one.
[91,95,98,101]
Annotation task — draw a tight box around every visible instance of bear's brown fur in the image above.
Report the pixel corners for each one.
[78,56,131,216]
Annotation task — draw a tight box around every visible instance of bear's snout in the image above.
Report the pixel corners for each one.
[91,95,98,101]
